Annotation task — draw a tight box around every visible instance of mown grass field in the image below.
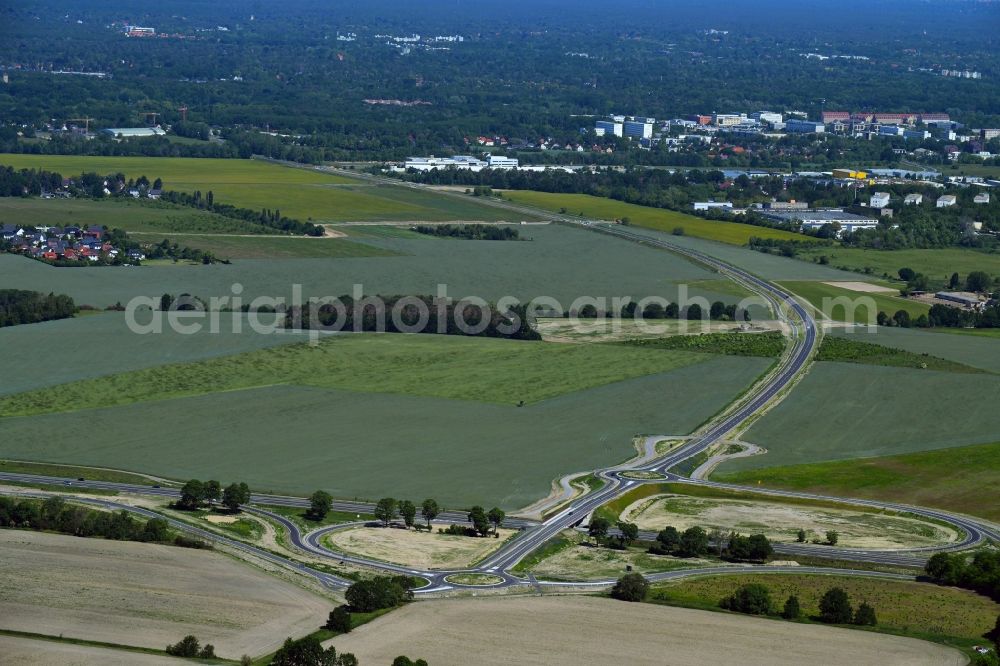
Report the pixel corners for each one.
[651,574,999,651]
[714,441,1000,522]
[0,197,269,234]
[728,362,1000,471]
[0,312,306,396]
[501,191,805,245]
[129,232,396,259]
[0,223,728,308]
[0,334,713,417]
[778,280,929,323]
[796,246,1000,283]
[0,355,771,508]
[0,155,536,223]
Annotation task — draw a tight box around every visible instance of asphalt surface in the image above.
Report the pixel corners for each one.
[2,201,997,595]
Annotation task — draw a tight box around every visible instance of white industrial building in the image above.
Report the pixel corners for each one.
[595,120,623,137]
[100,127,166,138]
[761,209,879,237]
[623,118,654,139]
[904,193,923,205]
[403,153,517,172]
[692,201,734,211]
[869,192,891,208]
[937,195,957,208]
[784,119,825,134]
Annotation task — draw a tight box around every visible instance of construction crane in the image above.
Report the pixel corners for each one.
[67,117,95,133]
[178,106,188,122]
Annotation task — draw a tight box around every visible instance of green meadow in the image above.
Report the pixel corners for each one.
[725,361,1000,471]
[0,350,771,508]
[778,280,929,323]
[826,325,1000,373]
[0,155,539,223]
[714,441,1000,522]
[0,334,711,417]
[500,190,805,245]
[796,246,1000,282]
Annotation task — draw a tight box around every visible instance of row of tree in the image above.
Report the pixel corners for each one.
[413,224,521,241]
[0,289,76,327]
[0,496,178,544]
[721,583,876,626]
[367,496,506,537]
[925,550,1000,603]
[177,479,251,513]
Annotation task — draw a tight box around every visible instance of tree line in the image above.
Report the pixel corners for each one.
[176,478,252,513]
[413,224,521,241]
[0,289,76,327]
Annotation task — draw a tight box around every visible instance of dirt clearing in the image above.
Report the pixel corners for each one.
[622,494,959,549]
[823,281,899,293]
[326,596,963,666]
[0,530,330,659]
[325,526,515,569]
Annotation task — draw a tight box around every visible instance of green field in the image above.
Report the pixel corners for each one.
[0,354,771,508]
[827,326,1000,373]
[0,197,271,234]
[651,574,999,651]
[500,191,805,245]
[0,223,733,308]
[0,312,306,396]
[815,335,986,373]
[714,441,1000,522]
[796,246,1000,283]
[778,281,929,323]
[0,155,540,223]
[129,232,396,259]
[0,334,713,417]
[724,361,1000,471]
[626,331,786,357]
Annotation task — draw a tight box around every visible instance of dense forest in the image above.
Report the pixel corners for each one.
[0,0,997,162]
[0,289,76,327]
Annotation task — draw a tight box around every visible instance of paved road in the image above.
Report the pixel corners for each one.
[3,191,997,594]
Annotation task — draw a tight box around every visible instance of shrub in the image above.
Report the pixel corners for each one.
[782,594,801,620]
[326,605,352,633]
[166,635,200,658]
[610,573,649,602]
[818,587,853,624]
[720,583,773,615]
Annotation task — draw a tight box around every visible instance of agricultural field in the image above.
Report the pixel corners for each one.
[129,232,395,259]
[0,312,306,396]
[814,335,986,373]
[652,574,1000,652]
[778,280,929,323]
[0,197,266,234]
[0,223,735,308]
[0,530,330,659]
[620,494,958,549]
[827,325,1000,373]
[0,155,537,223]
[323,526,516,570]
[795,246,1000,283]
[713,441,1000,522]
[0,636,176,666]
[0,333,717,416]
[0,355,772,508]
[326,595,963,666]
[724,362,1000,472]
[501,190,804,245]
[535,318,778,344]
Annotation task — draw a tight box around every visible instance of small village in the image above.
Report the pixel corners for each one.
[1,223,145,265]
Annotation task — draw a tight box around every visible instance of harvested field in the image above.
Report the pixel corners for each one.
[822,281,898,293]
[0,530,330,659]
[0,635,176,666]
[324,526,516,570]
[325,595,964,666]
[621,494,959,549]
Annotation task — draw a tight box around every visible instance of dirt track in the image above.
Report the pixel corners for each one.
[326,596,964,666]
[0,530,329,659]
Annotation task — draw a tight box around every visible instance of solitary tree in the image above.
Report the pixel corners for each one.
[487,507,506,535]
[467,505,491,536]
[826,530,839,546]
[967,270,992,293]
[222,482,251,512]
[796,528,807,543]
[399,500,417,529]
[617,521,639,548]
[178,480,205,510]
[853,602,877,626]
[374,498,397,527]
[308,490,334,520]
[610,573,649,602]
[657,526,681,553]
[818,587,853,624]
[782,594,801,620]
[420,499,439,529]
[166,636,201,657]
[589,517,611,546]
[720,583,772,615]
[949,272,961,289]
[898,267,916,282]
[678,526,709,557]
